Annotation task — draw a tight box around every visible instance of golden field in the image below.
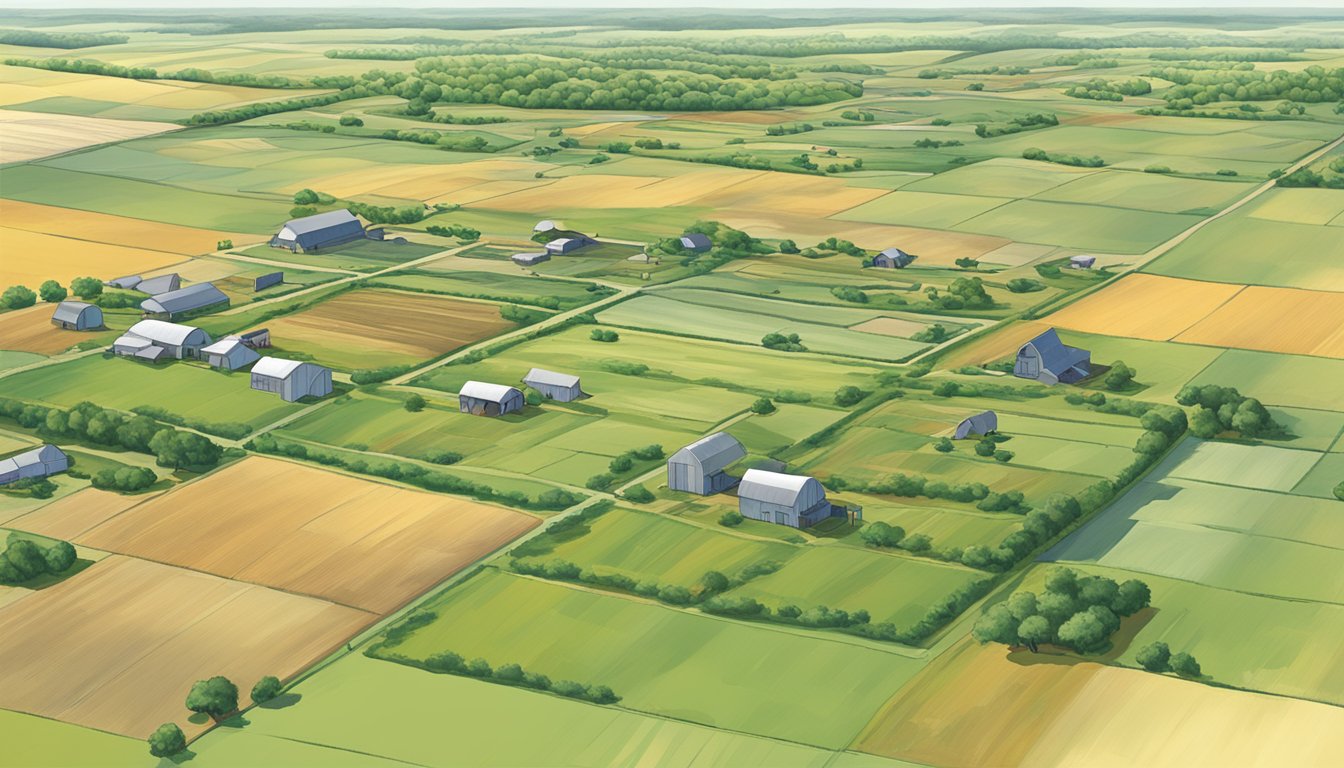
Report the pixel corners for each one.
[1175,285,1344,359]
[5,487,162,540]
[0,227,187,288]
[1046,274,1245,342]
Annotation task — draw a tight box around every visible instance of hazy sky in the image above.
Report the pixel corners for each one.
[6,1,1343,9]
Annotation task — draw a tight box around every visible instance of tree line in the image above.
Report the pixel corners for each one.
[1153,65,1343,107]
[2,56,307,89]
[0,29,127,48]
[0,398,224,471]
[974,566,1151,653]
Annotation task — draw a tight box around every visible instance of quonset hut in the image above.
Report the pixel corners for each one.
[140,283,229,319]
[522,368,583,402]
[667,432,746,495]
[1014,328,1090,385]
[113,319,211,360]
[270,209,365,253]
[50,301,102,331]
[458,381,525,417]
[737,469,833,528]
[250,358,332,401]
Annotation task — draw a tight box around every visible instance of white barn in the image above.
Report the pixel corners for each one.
[0,444,69,485]
[954,411,998,440]
[667,432,746,495]
[459,381,525,417]
[113,319,211,360]
[51,301,102,331]
[737,469,833,528]
[201,337,261,371]
[522,368,583,402]
[250,358,332,401]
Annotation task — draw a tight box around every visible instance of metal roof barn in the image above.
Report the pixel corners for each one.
[1014,328,1090,385]
[738,469,832,528]
[51,301,102,331]
[680,233,712,252]
[105,275,142,290]
[954,410,998,439]
[271,209,366,253]
[459,381,525,417]
[512,252,550,266]
[522,367,583,402]
[668,432,746,495]
[0,444,69,485]
[250,357,332,402]
[872,248,914,268]
[140,283,229,318]
[135,273,181,295]
[116,319,211,359]
[201,337,261,371]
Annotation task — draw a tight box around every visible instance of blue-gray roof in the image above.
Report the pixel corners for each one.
[140,283,229,316]
[275,209,365,250]
[1023,329,1089,375]
[680,233,712,251]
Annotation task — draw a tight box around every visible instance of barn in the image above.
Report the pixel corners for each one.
[458,381,525,416]
[201,337,261,371]
[140,283,229,319]
[680,233,712,252]
[135,273,181,295]
[270,209,365,253]
[737,469,833,528]
[872,248,914,269]
[512,252,550,267]
[522,368,583,402]
[533,220,559,234]
[114,319,211,360]
[238,328,270,348]
[1070,255,1097,269]
[667,432,746,495]
[546,236,595,255]
[105,274,142,290]
[955,410,998,439]
[1015,328,1091,385]
[50,301,102,331]
[250,357,333,401]
[0,444,69,486]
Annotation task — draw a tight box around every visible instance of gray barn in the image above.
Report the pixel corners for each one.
[271,209,365,253]
[737,469,832,528]
[522,368,583,402]
[114,319,211,359]
[140,283,229,318]
[680,233,712,252]
[955,410,998,439]
[667,432,746,495]
[872,248,914,269]
[250,358,332,401]
[512,252,550,267]
[201,337,261,371]
[459,381,525,417]
[51,301,102,331]
[136,273,181,295]
[254,271,284,291]
[1015,328,1090,385]
[546,236,595,255]
[0,444,69,485]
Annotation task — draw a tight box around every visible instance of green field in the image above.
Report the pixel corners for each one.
[0,709,145,768]
[370,269,613,310]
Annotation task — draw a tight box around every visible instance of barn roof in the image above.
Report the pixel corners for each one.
[51,301,94,324]
[125,319,205,346]
[680,233,712,250]
[140,283,227,316]
[880,247,912,259]
[135,346,166,362]
[136,273,181,296]
[738,469,821,508]
[113,334,153,350]
[0,444,66,475]
[460,380,522,403]
[1022,328,1090,376]
[534,219,559,232]
[672,432,745,474]
[523,367,579,388]
[959,410,997,433]
[252,357,307,379]
[106,275,142,290]
[282,209,359,235]
[201,337,246,355]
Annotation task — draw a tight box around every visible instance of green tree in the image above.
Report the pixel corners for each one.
[1007,591,1038,621]
[69,276,103,300]
[934,437,954,453]
[623,485,654,503]
[750,397,776,415]
[1,285,37,310]
[698,570,730,595]
[974,439,996,457]
[1170,651,1201,678]
[1188,406,1222,438]
[1057,611,1107,652]
[1104,361,1135,390]
[185,676,238,723]
[293,188,320,205]
[1017,614,1052,653]
[147,723,186,758]
[778,239,799,254]
[718,511,743,527]
[1111,579,1152,616]
[403,394,427,412]
[251,675,283,705]
[834,385,865,407]
[43,540,76,573]
[859,521,905,548]
[1136,641,1171,672]
[39,280,67,303]
[972,604,1018,646]
[149,430,222,470]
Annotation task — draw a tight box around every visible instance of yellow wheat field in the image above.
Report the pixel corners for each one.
[0,227,188,287]
[6,487,160,541]
[2,199,251,253]
[1047,274,1246,341]
[1175,285,1344,359]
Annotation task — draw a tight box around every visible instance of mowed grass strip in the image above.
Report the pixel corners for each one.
[77,456,539,613]
[0,555,371,738]
[1045,273,1245,342]
[376,568,924,749]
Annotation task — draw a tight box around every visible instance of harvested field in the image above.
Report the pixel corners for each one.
[0,227,188,288]
[6,487,159,541]
[0,556,371,738]
[0,109,174,163]
[0,303,97,355]
[1175,285,1344,359]
[263,288,517,370]
[1046,274,1244,342]
[76,456,539,613]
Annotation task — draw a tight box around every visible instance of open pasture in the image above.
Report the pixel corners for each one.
[371,268,610,310]
[951,199,1201,254]
[1031,168,1253,215]
[0,555,371,738]
[263,288,516,370]
[0,108,174,163]
[0,709,145,768]
[1189,352,1344,412]
[77,456,539,613]
[1145,210,1344,292]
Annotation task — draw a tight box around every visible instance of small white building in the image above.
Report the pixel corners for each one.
[51,301,102,331]
[113,319,211,360]
[512,252,550,267]
[250,357,332,401]
[522,368,583,402]
[1070,255,1097,269]
[0,444,69,485]
[458,381,525,417]
[201,337,261,371]
[545,236,594,255]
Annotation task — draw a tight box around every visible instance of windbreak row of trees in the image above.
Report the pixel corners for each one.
[1,56,313,89]
[1152,65,1343,106]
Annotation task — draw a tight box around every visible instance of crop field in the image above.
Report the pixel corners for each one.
[5,487,163,541]
[0,108,175,163]
[1045,274,1244,342]
[0,303,112,355]
[75,456,538,613]
[369,268,610,310]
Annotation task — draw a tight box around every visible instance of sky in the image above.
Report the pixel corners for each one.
[6,1,1343,9]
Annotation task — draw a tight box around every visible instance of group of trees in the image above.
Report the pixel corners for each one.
[0,534,77,586]
[919,65,1029,79]
[765,122,814,135]
[1153,64,1343,108]
[1,276,105,311]
[0,398,223,471]
[590,328,620,342]
[974,566,1152,654]
[586,444,664,491]
[1022,147,1105,168]
[1136,641,1202,677]
[1105,361,1138,391]
[417,651,620,704]
[425,223,481,241]
[924,277,994,311]
[3,56,303,89]
[913,138,963,149]
[1175,383,1282,439]
[1275,163,1344,189]
[974,112,1057,138]
[1065,77,1153,101]
[91,466,158,493]
[762,332,806,352]
[151,674,285,756]
[0,30,127,48]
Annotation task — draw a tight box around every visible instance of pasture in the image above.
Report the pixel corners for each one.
[0,709,146,768]
[1145,211,1344,292]
[370,268,611,310]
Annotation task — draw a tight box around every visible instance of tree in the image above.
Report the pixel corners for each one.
[293,188,320,205]
[1136,641,1171,672]
[859,521,905,548]
[1104,361,1135,390]
[1057,610,1107,652]
[623,485,654,503]
[1189,406,1222,438]
[718,511,743,527]
[1006,591,1038,621]
[698,570,729,594]
[69,277,103,300]
[185,676,238,722]
[6,539,48,581]
[1017,614,1051,653]
[39,280,67,303]
[1111,579,1151,616]
[934,437,954,453]
[973,604,1018,645]
[1,285,36,310]
[834,385,865,407]
[1045,566,1079,597]
[147,723,186,758]
[974,439,996,457]
[750,397,776,415]
[251,675,283,705]
[43,540,76,573]
[403,394,427,412]
[779,239,799,254]
[1170,651,1201,678]
[150,430,222,469]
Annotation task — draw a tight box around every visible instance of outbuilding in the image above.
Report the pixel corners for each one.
[1014,328,1090,385]
[271,209,365,253]
[667,432,746,495]
[254,271,284,291]
[238,328,270,348]
[546,236,595,255]
[1070,255,1096,269]
[135,273,181,295]
[105,274,142,290]
[51,301,102,331]
[533,220,559,234]
[0,444,69,486]
[250,357,332,401]
[512,252,550,267]
[201,337,261,371]
[114,319,211,359]
[522,367,583,402]
[680,233,712,252]
[737,469,833,528]
[458,381,525,417]
[954,410,998,440]
[140,283,229,319]
[872,248,914,269]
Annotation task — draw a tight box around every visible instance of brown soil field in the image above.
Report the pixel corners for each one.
[76,456,539,613]
[0,109,174,163]
[856,639,1344,767]
[1175,285,1344,359]
[0,556,370,738]
[0,303,97,355]
[6,487,159,541]
[1046,274,1246,342]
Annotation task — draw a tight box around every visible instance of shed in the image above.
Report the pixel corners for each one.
[201,337,261,371]
[680,233,712,252]
[135,273,181,295]
[140,283,229,318]
[546,236,594,255]
[872,248,914,269]
[1070,255,1096,269]
[512,252,551,267]
[117,319,211,359]
[238,328,270,348]
[0,444,69,486]
[667,432,746,495]
[1015,328,1090,385]
[270,209,365,253]
[737,469,832,528]
[250,357,332,402]
[522,367,583,402]
[134,346,167,363]
[534,220,559,233]
[51,301,102,331]
[105,275,142,290]
[458,381,525,417]
[954,410,998,440]
[254,271,284,291]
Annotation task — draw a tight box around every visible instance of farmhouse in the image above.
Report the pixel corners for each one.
[0,444,69,486]
[872,248,914,269]
[522,367,583,402]
[737,469,833,528]
[1071,255,1097,270]
[113,319,211,360]
[546,236,595,255]
[270,209,365,253]
[680,233,712,252]
[135,273,180,295]
[104,274,142,290]
[459,380,525,417]
[667,432,746,495]
[140,282,229,319]
[250,357,333,401]
[1015,328,1091,385]
[955,410,998,439]
[201,336,260,371]
[50,301,102,331]
[512,251,550,267]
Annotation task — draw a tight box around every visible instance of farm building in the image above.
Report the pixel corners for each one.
[201,337,260,371]
[546,236,595,255]
[737,469,833,528]
[522,368,583,402]
[113,319,211,360]
[140,283,229,319]
[533,220,559,234]
[512,252,550,267]
[667,432,746,495]
[872,248,914,269]
[459,381,525,417]
[254,271,284,291]
[0,444,69,486]
[270,209,365,253]
[1015,328,1091,385]
[50,301,102,331]
[954,411,998,439]
[105,274,142,290]
[135,273,181,295]
[680,233,712,252]
[1070,255,1097,269]
[250,357,332,402]
[238,328,270,348]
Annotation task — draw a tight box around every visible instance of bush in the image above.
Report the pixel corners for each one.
[403,394,427,412]
[91,466,157,492]
[1,285,36,310]
[761,332,806,352]
[718,511,744,527]
[251,675,283,705]
[424,450,462,465]
[934,437,954,453]
[69,276,102,300]
[623,485,655,503]
[147,723,186,758]
[1105,361,1136,391]
[750,397,776,415]
[1006,278,1045,293]
[39,280,67,303]
[1136,641,1171,672]
[974,439,996,457]
[590,329,619,342]
[859,521,905,548]
[1170,651,1202,678]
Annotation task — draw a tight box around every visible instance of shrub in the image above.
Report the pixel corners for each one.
[858,521,905,548]
[974,439,996,457]
[590,329,619,342]
[403,394,427,412]
[718,511,743,527]
[250,675,283,705]
[147,723,186,758]
[1,285,36,310]
[1170,651,1202,678]
[38,280,67,303]
[623,485,654,503]
[934,437,954,453]
[750,397,776,415]
[185,676,238,722]
[1136,641,1171,672]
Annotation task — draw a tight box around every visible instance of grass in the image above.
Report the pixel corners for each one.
[369,269,611,310]
[0,709,146,768]
[1144,211,1344,291]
